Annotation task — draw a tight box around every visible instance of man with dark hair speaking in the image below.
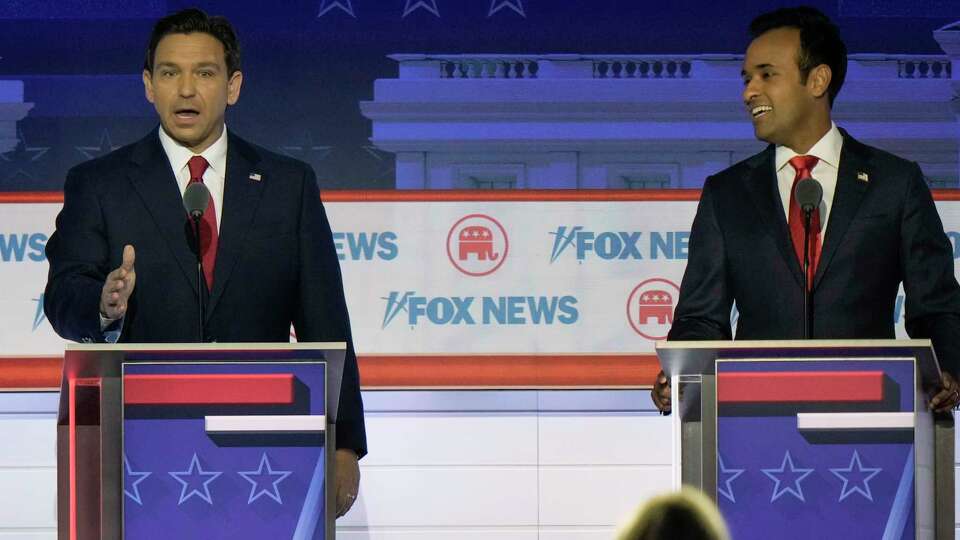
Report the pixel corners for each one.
[43,8,365,516]
[652,6,960,413]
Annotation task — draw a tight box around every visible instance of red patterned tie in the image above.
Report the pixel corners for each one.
[788,155,821,291]
[187,155,218,291]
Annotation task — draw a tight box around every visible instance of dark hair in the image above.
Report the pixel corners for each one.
[144,8,241,75]
[637,506,715,540]
[750,6,847,106]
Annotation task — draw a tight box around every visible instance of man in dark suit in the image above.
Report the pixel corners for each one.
[652,7,960,413]
[43,9,365,516]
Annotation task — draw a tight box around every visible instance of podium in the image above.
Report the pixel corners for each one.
[56,342,347,540]
[656,339,954,540]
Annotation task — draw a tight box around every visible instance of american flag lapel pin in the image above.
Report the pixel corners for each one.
[857,171,869,183]
[249,172,262,182]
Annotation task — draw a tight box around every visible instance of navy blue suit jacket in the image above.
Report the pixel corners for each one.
[668,131,960,376]
[44,130,367,456]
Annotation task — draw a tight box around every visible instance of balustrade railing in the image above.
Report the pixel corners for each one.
[439,58,539,79]
[592,58,692,79]
[389,54,953,81]
[896,58,951,79]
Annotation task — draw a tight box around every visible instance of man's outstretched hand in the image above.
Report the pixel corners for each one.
[100,245,136,320]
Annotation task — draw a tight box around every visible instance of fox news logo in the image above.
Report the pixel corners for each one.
[332,231,398,261]
[381,291,578,328]
[626,278,681,340]
[0,233,47,262]
[549,226,689,262]
[446,214,508,276]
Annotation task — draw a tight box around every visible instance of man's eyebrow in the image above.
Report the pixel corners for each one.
[741,63,775,76]
[153,61,221,69]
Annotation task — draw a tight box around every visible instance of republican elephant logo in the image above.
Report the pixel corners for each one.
[627,278,680,340]
[637,290,673,325]
[458,226,499,261]
[446,214,509,277]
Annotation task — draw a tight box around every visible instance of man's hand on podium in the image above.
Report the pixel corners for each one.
[335,448,360,518]
[928,371,960,412]
[652,370,671,414]
[100,245,136,320]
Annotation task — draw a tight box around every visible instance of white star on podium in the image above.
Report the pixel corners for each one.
[830,450,882,502]
[123,455,151,505]
[169,453,223,505]
[717,455,744,503]
[238,453,293,504]
[762,451,814,502]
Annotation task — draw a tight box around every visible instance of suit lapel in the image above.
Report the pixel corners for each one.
[127,132,199,296]
[812,134,870,288]
[742,146,805,288]
[206,134,266,321]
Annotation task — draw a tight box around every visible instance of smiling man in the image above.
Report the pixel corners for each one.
[44,9,366,517]
[652,6,960,413]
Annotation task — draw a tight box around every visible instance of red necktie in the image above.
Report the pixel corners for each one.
[187,155,218,291]
[788,155,821,291]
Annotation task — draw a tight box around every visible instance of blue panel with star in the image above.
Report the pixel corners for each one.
[716,359,916,540]
[123,361,327,540]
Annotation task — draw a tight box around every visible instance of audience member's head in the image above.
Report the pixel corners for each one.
[615,488,730,540]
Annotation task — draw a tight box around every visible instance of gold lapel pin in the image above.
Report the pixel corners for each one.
[857,171,869,183]
[248,172,262,182]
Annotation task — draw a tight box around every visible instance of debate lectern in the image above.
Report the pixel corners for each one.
[56,342,347,540]
[656,339,954,540]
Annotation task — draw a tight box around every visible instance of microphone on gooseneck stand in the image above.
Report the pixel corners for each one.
[183,182,211,342]
[794,177,823,339]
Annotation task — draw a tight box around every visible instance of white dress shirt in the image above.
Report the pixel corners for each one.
[774,122,843,235]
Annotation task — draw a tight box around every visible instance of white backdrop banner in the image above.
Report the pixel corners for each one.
[2,193,959,356]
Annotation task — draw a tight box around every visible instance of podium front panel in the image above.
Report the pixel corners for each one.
[122,361,328,540]
[715,357,918,540]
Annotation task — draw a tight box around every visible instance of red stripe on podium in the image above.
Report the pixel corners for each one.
[717,371,885,403]
[123,374,295,405]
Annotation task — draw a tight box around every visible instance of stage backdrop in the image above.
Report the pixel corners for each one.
[4,191,960,356]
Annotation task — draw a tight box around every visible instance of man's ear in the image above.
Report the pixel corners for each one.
[807,64,832,100]
[226,70,243,106]
[142,69,155,104]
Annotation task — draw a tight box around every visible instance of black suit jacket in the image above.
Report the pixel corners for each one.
[668,130,960,375]
[44,130,367,456]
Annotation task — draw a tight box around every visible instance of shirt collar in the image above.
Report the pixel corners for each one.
[158,125,229,179]
[775,121,843,172]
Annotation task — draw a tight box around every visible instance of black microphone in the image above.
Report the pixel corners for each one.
[183,182,210,219]
[794,177,823,339]
[795,177,823,214]
[182,182,210,342]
